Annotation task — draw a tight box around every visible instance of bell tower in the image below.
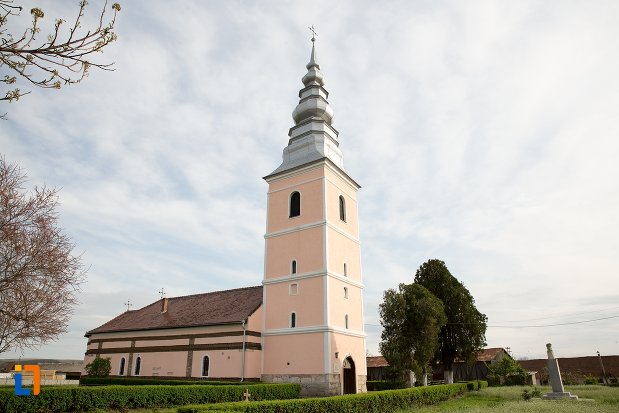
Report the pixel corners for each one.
[261,37,367,396]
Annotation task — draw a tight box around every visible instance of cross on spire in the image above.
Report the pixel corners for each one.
[124,300,132,312]
[158,288,166,299]
[308,25,317,43]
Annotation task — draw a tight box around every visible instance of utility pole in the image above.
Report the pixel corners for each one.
[597,351,608,385]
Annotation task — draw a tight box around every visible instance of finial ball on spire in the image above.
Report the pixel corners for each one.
[308,25,317,43]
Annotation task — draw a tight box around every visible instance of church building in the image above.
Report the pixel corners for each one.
[84,38,367,396]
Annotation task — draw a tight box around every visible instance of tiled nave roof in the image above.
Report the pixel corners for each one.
[86,286,262,336]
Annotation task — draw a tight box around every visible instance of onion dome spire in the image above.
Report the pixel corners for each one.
[266,29,345,177]
[301,42,324,87]
[292,34,333,126]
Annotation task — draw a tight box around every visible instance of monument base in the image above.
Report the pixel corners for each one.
[542,392,578,400]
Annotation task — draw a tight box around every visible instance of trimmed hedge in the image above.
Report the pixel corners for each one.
[366,380,406,391]
[458,380,486,391]
[458,381,478,391]
[0,383,300,413]
[80,377,253,386]
[179,383,468,413]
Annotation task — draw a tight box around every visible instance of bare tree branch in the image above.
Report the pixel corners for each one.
[0,156,86,354]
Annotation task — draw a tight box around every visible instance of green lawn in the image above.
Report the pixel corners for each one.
[110,385,619,413]
[397,385,619,413]
[96,410,177,413]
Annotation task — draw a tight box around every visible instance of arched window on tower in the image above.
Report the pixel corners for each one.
[290,312,297,328]
[343,263,347,277]
[339,195,346,222]
[134,356,141,376]
[345,314,349,329]
[290,191,301,217]
[202,355,210,377]
[119,357,126,375]
[291,260,297,275]
[344,287,348,299]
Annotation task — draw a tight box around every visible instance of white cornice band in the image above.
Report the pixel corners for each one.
[263,325,366,338]
[262,270,364,289]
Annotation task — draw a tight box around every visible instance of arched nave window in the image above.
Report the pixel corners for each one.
[202,355,210,377]
[289,191,300,217]
[118,357,126,375]
[134,356,141,376]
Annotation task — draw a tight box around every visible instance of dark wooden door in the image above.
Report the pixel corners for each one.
[343,357,356,394]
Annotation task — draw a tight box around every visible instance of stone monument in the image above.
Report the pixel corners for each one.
[542,343,578,400]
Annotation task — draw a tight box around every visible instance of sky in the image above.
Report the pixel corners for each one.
[1,0,618,362]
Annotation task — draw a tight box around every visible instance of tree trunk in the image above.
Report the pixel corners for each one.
[422,373,428,386]
[407,370,416,388]
[444,370,454,384]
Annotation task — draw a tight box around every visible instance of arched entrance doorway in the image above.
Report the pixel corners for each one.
[343,356,356,394]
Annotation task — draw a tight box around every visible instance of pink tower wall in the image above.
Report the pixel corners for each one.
[262,162,367,395]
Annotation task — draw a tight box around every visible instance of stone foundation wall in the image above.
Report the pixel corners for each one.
[357,374,367,393]
[263,373,368,396]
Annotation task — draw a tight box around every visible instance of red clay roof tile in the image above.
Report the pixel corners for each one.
[86,286,262,336]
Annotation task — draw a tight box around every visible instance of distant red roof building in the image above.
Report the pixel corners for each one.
[367,348,510,382]
[366,356,389,369]
[519,355,619,384]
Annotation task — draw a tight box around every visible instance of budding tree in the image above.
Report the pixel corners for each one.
[0,0,120,116]
[0,157,86,354]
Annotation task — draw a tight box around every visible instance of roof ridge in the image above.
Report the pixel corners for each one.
[85,285,264,336]
[166,285,262,301]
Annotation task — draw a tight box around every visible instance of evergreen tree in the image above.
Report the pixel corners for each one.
[414,259,487,383]
[379,283,446,385]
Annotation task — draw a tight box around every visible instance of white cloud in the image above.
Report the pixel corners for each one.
[2,0,618,361]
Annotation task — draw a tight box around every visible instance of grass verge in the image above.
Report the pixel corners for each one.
[395,385,619,413]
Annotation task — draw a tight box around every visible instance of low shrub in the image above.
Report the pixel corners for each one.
[478,380,489,389]
[465,381,478,391]
[0,383,299,413]
[504,373,526,386]
[179,383,468,413]
[366,380,406,391]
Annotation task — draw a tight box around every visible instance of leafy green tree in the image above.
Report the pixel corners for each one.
[85,356,111,377]
[414,259,487,383]
[379,283,447,385]
[487,355,528,386]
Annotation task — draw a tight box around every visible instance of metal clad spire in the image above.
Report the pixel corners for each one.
[267,29,345,177]
[307,26,320,70]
